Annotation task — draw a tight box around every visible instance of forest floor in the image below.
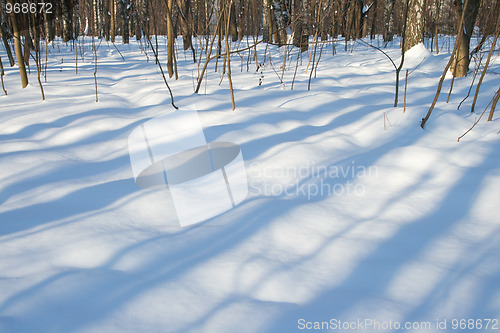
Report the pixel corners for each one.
[1,36,500,332]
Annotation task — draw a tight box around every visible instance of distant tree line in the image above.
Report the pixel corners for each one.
[1,0,497,75]
[1,0,497,44]
[0,0,499,122]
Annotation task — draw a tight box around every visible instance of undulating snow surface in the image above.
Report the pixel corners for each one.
[1,37,499,333]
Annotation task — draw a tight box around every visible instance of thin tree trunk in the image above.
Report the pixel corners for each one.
[93,0,100,36]
[420,0,469,128]
[110,0,116,42]
[225,0,235,110]
[0,54,7,95]
[141,0,149,40]
[295,0,309,52]
[370,0,378,39]
[471,13,500,113]
[144,30,178,109]
[43,0,55,42]
[263,0,272,43]
[93,36,98,102]
[487,87,500,121]
[165,0,174,77]
[0,9,15,66]
[383,0,396,42]
[195,9,223,93]
[34,32,45,100]
[434,0,440,54]
[395,0,409,106]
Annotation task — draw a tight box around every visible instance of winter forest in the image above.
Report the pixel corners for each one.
[1,0,500,332]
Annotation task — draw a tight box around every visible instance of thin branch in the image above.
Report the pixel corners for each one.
[145,36,178,109]
[458,93,494,141]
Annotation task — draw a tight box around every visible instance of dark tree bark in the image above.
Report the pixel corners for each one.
[109,0,116,42]
[451,0,481,77]
[0,54,7,94]
[61,0,73,41]
[293,0,309,52]
[120,0,130,43]
[0,7,15,66]
[229,0,238,40]
[164,0,174,77]
[178,0,192,50]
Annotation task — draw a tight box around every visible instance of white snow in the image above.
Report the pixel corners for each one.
[1,36,499,333]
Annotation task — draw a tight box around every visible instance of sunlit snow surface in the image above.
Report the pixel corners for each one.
[1,37,499,333]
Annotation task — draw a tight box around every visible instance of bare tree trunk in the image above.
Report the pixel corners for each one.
[263,0,272,43]
[293,0,309,52]
[93,0,101,36]
[355,0,364,38]
[0,54,7,94]
[487,87,500,121]
[42,0,55,42]
[235,0,244,40]
[224,0,235,109]
[471,11,499,113]
[74,0,80,38]
[434,0,440,53]
[404,0,425,52]
[343,0,362,41]
[22,28,34,72]
[110,0,116,42]
[1,1,15,66]
[178,0,192,50]
[61,0,74,42]
[395,1,407,106]
[120,0,130,43]
[420,0,469,128]
[144,31,178,108]
[8,0,28,88]
[330,0,341,40]
[370,0,379,39]
[273,0,288,46]
[450,0,480,77]
[383,0,396,41]
[33,23,45,100]
[229,0,238,40]
[142,0,149,39]
[165,0,175,77]
[92,36,98,102]
[359,0,373,38]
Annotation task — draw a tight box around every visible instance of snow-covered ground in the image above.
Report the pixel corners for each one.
[1,37,499,333]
